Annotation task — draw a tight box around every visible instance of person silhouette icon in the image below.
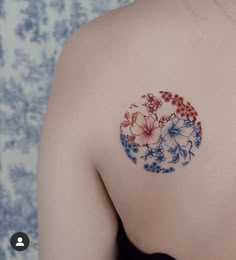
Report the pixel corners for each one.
[16,237,24,247]
[10,232,30,251]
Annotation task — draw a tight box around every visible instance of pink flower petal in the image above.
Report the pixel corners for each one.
[124,112,130,120]
[148,127,161,144]
[145,116,155,130]
[153,120,159,128]
[130,124,145,136]
[135,112,147,129]
[121,121,131,127]
[128,135,135,142]
[131,112,137,123]
[134,134,149,146]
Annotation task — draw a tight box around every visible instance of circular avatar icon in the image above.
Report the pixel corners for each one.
[10,232,30,251]
[120,91,202,173]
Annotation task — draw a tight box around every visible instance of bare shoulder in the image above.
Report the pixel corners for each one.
[65,0,168,65]
[57,1,142,88]
[68,1,139,48]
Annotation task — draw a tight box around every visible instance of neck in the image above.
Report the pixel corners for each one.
[137,0,236,20]
[183,0,236,21]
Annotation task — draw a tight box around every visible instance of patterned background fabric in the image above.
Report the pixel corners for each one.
[0,0,134,259]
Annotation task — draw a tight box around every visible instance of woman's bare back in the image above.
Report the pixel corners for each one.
[90,0,236,259]
[37,1,236,259]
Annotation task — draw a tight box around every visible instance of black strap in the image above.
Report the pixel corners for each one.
[117,216,176,260]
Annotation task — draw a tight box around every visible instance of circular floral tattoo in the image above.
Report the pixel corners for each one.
[120,91,202,174]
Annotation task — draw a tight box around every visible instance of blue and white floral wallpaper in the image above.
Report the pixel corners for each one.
[0,0,134,259]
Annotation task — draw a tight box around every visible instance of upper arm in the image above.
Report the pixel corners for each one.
[37,29,118,260]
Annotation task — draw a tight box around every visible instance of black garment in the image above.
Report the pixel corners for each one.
[117,216,176,260]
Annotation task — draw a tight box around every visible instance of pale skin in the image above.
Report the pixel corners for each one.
[37,0,236,259]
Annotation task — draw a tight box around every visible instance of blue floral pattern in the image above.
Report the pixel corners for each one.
[142,116,201,169]
[0,0,134,259]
